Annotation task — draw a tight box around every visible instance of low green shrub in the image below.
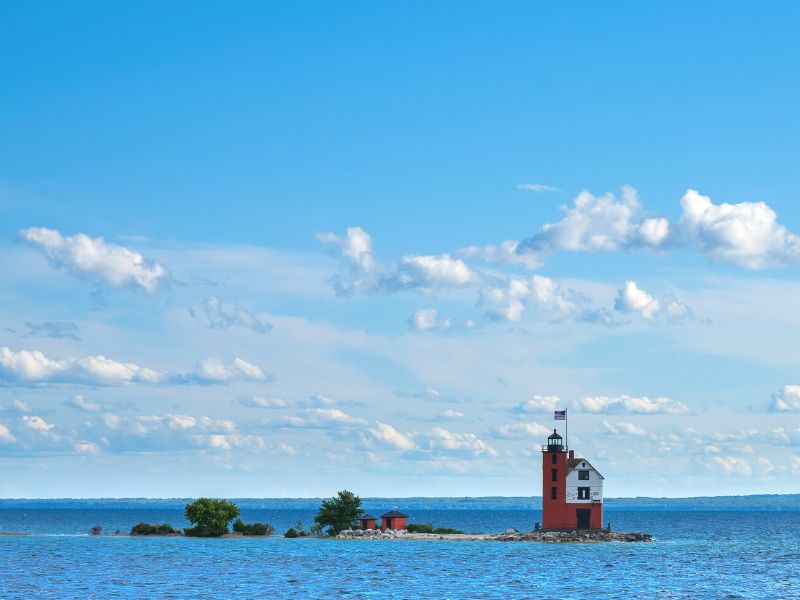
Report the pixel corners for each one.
[432,527,464,534]
[184,525,228,537]
[284,527,299,538]
[130,523,179,536]
[233,518,274,536]
[406,523,464,535]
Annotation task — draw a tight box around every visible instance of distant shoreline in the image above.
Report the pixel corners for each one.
[1,494,798,511]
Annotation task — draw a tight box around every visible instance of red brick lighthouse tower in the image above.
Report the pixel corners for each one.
[541,429,604,529]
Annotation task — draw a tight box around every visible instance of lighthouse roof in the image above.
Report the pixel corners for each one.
[567,457,605,479]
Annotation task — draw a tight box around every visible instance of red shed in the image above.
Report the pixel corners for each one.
[380,510,407,532]
[359,514,377,530]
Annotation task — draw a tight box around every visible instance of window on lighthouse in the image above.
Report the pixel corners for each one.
[550,487,557,500]
[551,454,557,465]
[551,469,558,481]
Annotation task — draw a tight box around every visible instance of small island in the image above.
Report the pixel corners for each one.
[33,491,651,542]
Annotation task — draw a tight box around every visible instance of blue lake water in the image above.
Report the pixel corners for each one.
[1,499,799,598]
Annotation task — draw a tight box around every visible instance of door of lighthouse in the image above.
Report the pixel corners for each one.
[576,509,591,529]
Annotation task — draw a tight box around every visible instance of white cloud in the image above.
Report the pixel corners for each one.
[371,422,415,450]
[238,396,288,409]
[456,240,543,269]
[770,385,800,412]
[193,357,267,383]
[0,346,164,386]
[198,297,272,334]
[74,441,100,455]
[281,408,367,428]
[791,456,800,474]
[519,186,669,254]
[601,419,647,436]
[196,433,266,451]
[573,395,689,415]
[436,409,464,421]
[22,415,53,432]
[317,226,376,273]
[516,183,561,193]
[492,422,551,439]
[679,189,800,269]
[410,308,443,331]
[408,308,474,332]
[65,394,103,412]
[513,395,561,414]
[614,281,660,319]
[20,227,169,292]
[0,423,15,443]
[419,427,497,457]
[1,346,265,387]
[396,254,478,289]
[480,275,585,323]
[711,455,753,476]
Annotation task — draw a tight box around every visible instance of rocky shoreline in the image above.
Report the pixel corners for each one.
[337,528,653,542]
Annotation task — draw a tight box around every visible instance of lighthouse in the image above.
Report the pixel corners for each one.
[541,429,604,529]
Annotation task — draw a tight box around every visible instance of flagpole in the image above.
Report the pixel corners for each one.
[565,408,568,451]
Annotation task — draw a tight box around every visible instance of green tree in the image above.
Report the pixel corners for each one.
[184,498,240,537]
[313,490,363,536]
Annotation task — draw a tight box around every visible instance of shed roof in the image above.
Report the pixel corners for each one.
[381,510,407,518]
[360,513,377,520]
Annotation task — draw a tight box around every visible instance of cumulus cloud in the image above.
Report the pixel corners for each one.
[436,409,465,421]
[518,186,669,255]
[65,394,103,412]
[318,227,481,296]
[516,183,561,193]
[418,427,497,457]
[492,421,551,439]
[0,423,15,443]
[480,275,586,323]
[317,226,376,273]
[192,357,267,383]
[679,189,800,269]
[408,308,475,332]
[24,321,81,341]
[770,385,800,412]
[394,255,478,290]
[456,240,543,270]
[22,415,58,440]
[0,346,266,387]
[279,408,367,428]
[614,280,696,324]
[573,395,689,415]
[513,395,561,414]
[74,441,100,455]
[20,227,169,292]
[601,419,647,436]
[711,455,752,476]
[238,396,288,409]
[196,297,272,334]
[371,422,415,450]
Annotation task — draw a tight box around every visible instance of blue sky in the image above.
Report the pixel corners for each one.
[1,2,799,497]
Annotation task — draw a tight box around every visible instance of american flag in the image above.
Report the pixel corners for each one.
[554,410,566,420]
